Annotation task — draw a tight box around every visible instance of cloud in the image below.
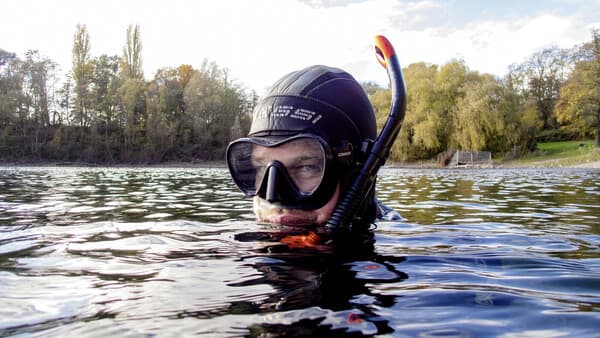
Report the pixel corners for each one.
[295,0,370,8]
[1,0,597,93]
[395,13,590,77]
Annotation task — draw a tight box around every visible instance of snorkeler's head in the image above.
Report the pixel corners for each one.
[227,65,378,226]
[248,65,377,147]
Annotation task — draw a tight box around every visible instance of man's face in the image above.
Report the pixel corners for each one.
[250,139,339,226]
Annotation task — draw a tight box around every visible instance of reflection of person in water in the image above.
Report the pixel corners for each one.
[226,65,401,233]
[232,228,407,335]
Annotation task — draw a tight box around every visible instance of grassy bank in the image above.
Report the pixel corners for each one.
[500,140,600,168]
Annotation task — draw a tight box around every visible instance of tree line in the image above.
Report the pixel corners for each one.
[0,25,599,164]
[0,24,254,164]
[368,29,600,163]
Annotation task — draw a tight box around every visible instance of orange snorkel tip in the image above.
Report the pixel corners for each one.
[374,35,396,69]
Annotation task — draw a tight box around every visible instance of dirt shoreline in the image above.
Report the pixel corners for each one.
[494,160,600,169]
[570,160,600,168]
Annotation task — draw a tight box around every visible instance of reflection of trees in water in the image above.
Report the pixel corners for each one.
[231,229,408,336]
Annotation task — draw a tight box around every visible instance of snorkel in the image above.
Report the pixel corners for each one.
[326,35,407,232]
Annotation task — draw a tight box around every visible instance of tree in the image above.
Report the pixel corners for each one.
[183,60,252,159]
[177,64,193,88]
[496,73,537,154]
[512,46,571,130]
[0,49,16,67]
[434,60,470,149]
[21,50,58,154]
[71,24,93,130]
[0,50,24,157]
[394,62,440,161]
[555,29,600,146]
[452,75,503,151]
[56,74,72,126]
[87,54,121,162]
[0,50,21,130]
[183,64,223,155]
[145,66,187,161]
[369,60,539,162]
[121,24,143,80]
[117,25,146,161]
[117,77,146,160]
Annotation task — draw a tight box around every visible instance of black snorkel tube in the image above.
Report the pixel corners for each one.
[326,35,407,232]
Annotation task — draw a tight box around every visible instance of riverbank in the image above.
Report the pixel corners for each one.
[2,159,599,169]
[3,140,600,169]
[0,160,228,168]
[498,140,600,169]
[497,159,600,169]
[385,160,600,169]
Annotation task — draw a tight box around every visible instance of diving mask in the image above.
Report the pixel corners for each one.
[227,134,349,210]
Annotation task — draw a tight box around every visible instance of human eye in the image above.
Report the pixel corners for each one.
[291,160,323,178]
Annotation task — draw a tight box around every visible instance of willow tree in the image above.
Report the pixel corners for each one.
[394,62,440,161]
[451,75,501,151]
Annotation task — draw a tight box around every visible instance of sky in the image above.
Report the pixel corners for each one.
[2,0,600,93]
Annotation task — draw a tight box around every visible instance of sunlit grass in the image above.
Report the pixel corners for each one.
[503,139,600,167]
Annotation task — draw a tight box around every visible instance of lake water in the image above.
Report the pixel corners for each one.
[1,166,599,337]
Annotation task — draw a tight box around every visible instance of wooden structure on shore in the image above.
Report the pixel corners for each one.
[448,150,492,167]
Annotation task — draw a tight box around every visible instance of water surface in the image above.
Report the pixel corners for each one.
[1,167,599,336]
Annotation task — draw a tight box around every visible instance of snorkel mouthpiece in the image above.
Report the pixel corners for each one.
[325,35,407,231]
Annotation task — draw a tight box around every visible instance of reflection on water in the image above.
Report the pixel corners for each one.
[0,166,599,337]
[0,167,253,227]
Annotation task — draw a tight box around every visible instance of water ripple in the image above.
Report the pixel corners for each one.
[0,166,599,336]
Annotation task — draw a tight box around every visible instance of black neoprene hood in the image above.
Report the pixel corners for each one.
[248,65,377,147]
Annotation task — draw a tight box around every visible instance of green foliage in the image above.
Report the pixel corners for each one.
[555,30,600,145]
[0,24,255,164]
[1,25,599,164]
[452,76,503,151]
[182,60,250,160]
[535,128,581,142]
[121,25,143,80]
[368,52,579,162]
[72,24,93,129]
[510,46,571,130]
[370,60,537,162]
[0,53,25,130]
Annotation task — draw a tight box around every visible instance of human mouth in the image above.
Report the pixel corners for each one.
[275,214,316,226]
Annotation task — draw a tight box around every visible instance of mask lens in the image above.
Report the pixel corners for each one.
[227,142,257,195]
[227,137,327,196]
